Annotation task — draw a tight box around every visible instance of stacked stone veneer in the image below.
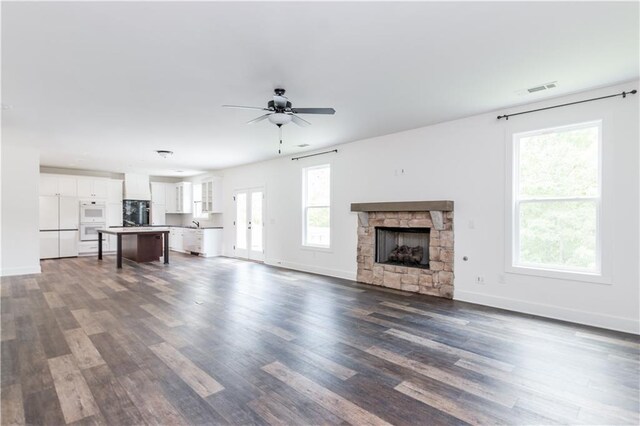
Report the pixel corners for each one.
[356,210,454,298]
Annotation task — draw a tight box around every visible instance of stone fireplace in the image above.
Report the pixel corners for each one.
[351,201,454,299]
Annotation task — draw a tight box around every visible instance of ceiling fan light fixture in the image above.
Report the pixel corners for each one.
[267,113,292,126]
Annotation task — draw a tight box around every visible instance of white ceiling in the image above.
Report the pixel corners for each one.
[2,1,638,176]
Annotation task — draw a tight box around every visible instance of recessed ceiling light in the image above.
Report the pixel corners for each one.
[175,170,184,173]
[156,150,173,158]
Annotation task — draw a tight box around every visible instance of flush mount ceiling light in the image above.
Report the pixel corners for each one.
[156,150,173,158]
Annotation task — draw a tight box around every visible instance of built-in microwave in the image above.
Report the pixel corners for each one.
[80,201,106,223]
[80,223,106,241]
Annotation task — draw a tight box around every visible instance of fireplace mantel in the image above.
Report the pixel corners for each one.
[350,200,453,212]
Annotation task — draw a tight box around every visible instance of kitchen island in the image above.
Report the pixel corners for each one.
[97,227,170,268]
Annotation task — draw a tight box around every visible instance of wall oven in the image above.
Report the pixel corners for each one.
[80,223,106,241]
[80,201,106,223]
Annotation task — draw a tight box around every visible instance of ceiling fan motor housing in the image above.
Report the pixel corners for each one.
[268,100,292,112]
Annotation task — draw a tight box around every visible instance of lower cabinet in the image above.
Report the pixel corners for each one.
[78,238,109,255]
[40,231,79,259]
[170,228,222,257]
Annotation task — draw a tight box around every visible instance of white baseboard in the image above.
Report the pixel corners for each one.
[455,289,640,335]
[0,265,42,277]
[265,259,356,281]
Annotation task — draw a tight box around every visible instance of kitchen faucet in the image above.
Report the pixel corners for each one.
[192,220,200,228]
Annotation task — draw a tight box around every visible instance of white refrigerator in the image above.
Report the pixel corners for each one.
[40,196,79,259]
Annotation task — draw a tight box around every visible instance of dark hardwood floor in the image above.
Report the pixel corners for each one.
[1,254,638,425]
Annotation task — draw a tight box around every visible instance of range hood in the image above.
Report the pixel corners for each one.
[124,173,151,200]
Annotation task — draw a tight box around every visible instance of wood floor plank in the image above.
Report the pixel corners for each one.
[149,341,224,398]
[81,364,145,425]
[117,369,189,425]
[385,328,514,371]
[1,383,26,426]
[262,361,392,426]
[140,303,184,327]
[1,313,17,341]
[71,309,105,335]
[43,291,65,309]
[48,354,100,423]
[64,328,107,370]
[366,345,518,408]
[380,301,470,325]
[395,380,501,425]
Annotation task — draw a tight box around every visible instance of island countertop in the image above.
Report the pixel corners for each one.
[98,227,170,235]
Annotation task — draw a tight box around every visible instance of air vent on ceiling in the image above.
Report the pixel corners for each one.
[297,144,310,148]
[516,81,559,96]
[528,81,559,93]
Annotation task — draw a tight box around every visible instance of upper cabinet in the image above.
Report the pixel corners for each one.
[107,180,123,203]
[176,182,193,213]
[165,184,177,213]
[77,178,108,199]
[202,177,223,213]
[150,182,166,205]
[40,174,122,201]
[40,174,77,197]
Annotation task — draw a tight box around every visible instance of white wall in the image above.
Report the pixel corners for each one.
[218,81,639,333]
[1,142,41,276]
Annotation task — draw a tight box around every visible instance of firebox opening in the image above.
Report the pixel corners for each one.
[375,227,430,269]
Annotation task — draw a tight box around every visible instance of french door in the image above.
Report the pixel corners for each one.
[234,188,264,261]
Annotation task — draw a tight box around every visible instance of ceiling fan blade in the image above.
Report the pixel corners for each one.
[246,113,271,124]
[290,114,311,127]
[222,105,270,111]
[290,107,336,115]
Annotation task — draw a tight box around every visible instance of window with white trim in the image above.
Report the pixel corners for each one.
[303,164,331,248]
[512,120,601,274]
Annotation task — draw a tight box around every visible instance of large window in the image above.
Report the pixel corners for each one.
[512,121,601,275]
[303,164,331,248]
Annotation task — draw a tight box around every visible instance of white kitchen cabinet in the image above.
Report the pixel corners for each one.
[107,180,123,203]
[151,203,166,225]
[78,178,108,199]
[40,231,59,259]
[183,228,223,257]
[79,240,109,255]
[201,177,223,214]
[169,228,184,251]
[106,203,123,250]
[151,182,166,205]
[40,174,78,197]
[165,184,177,213]
[59,231,79,257]
[151,182,167,225]
[175,182,192,213]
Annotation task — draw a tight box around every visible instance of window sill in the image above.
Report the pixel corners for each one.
[301,245,333,254]
[506,264,612,285]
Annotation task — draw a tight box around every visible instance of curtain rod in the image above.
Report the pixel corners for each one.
[291,149,338,161]
[497,89,637,120]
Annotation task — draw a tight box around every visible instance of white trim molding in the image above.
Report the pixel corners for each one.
[0,265,42,277]
[455,289,639,335]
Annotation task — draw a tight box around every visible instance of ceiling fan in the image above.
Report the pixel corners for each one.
[222,88,335,153]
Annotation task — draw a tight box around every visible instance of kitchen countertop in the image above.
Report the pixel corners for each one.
[99,227,171,235]
[114,225,223,230]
